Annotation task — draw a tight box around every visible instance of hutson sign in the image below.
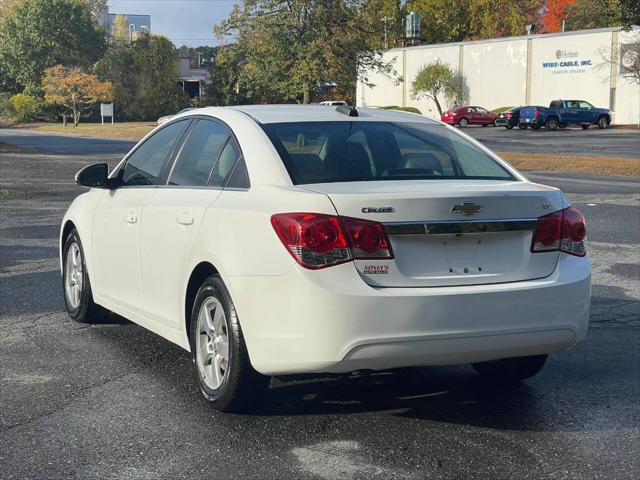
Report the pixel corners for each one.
[542,50,593,74]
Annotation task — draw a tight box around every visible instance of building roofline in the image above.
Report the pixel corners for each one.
[386,26,639,53]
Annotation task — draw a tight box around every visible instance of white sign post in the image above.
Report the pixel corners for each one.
[100,103,114,125]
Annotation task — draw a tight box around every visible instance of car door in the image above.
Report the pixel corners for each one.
[578,101,596,122]
[563,100,580,123]
[475,106,491,124]
[140,118,238,328]
[465,107,477,124]
[91,119,190,311]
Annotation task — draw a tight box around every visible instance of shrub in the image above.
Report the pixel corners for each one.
[0,92,15,118]
[10,93,43,121]
[382,105,422,115]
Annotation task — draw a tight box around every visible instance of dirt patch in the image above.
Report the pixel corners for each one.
[499,152,640,177]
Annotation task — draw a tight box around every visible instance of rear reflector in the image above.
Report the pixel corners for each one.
[271,213,393,269]
[531,206,586,257]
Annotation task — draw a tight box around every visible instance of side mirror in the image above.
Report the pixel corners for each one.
[75,163,109,188]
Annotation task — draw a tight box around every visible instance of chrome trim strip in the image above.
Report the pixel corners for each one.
[384,218,538,236]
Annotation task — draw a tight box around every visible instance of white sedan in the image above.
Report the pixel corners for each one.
[61,105,591,411]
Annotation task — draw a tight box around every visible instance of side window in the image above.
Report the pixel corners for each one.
[168,119,229,187]
[210,138,240,187]
[121,120,189,186]
[578,101,593,109]
[476,107,488,113]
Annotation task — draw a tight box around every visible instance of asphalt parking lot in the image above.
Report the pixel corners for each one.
[1,129,639,479]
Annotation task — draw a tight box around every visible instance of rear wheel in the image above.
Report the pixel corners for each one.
[598,115,610,129]
[581,124,590,130]
[472,354,547,383]
[518,123,528,129]
[458,117,468,128]
[62,229,108,323]
[190,275,269,412]
[505,125,514,130]
[545,118,558,131]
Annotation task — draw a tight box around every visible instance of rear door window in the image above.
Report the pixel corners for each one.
[168,119,229,187]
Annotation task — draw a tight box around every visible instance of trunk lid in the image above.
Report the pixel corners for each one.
[301,179,564,287]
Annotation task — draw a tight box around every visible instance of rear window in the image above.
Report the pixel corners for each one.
[261,121,515,185]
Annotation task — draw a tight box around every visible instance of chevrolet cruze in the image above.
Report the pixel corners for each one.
[61,105,591,411]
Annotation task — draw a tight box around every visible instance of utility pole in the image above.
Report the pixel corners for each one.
[381,16,393,50]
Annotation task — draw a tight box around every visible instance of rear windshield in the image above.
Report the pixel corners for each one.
[261,121,515,185]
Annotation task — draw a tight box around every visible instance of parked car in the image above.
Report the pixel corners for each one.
[519,100,611,131]
[320,100,347,106]
[441,106,498,127]
[61,105,590,411]
[157,108,195,125]
[494,107,525,129]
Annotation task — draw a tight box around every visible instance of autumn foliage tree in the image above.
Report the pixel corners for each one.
[42,65,113,127]
[541,0,576,32]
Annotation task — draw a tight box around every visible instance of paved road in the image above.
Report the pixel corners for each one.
[2,124,640,158]
[464,125,640,158]
[1,133,639,479]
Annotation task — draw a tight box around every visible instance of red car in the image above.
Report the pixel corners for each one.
[441,106,498,128]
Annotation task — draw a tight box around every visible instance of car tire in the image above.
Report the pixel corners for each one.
[531,125,541,130]
[62,228,109,323]
[472,354,548,383]
[597,115,610,129]
[506,125,514,130]
[458,118,468,128]
[545,118,558,131]
[518,123,528,129]
[581,124,590,130]
[189,275,270,412]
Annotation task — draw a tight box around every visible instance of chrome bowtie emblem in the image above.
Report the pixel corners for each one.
[451,202,483,215]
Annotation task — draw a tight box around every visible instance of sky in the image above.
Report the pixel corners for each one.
[108,0,238,47]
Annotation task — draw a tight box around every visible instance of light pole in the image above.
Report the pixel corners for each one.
[381,16,393,50]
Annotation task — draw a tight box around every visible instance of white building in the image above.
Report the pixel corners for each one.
[357,27,640,125]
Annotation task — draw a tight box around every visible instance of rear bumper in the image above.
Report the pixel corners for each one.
[495,118,515,127]
[228,255,591,375]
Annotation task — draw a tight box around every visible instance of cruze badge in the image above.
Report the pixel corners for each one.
[451,202,483,215]
[362,207,395,213]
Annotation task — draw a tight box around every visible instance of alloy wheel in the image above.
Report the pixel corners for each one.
[196,297,230,390]
[64,242,83,309]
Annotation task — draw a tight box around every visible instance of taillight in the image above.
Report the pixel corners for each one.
[534,109,539,118]
[271,213,393,269]
[505,113,512,118]
[341,216,393,259]
[531,206,586,257]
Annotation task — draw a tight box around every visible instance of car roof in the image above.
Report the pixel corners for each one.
[192,105,439,125]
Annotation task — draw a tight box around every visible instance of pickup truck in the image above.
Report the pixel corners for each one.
[519,100,611,131]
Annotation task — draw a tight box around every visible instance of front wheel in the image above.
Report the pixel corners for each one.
[62,229,108,323]
[190,275,270,412]
[472,354,547,383]
[458,117,468,128]
[598,115,610,129]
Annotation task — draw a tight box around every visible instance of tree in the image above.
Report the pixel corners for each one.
[540,0,575,32]
[42,65,113,127]
[405,0,540,43]
[112,14,129,41]
[620,0,640,29]
[411,61,463,116]
[564,0,621,31]
[214,1,398,104]
[96,34,188,120]
[0,0,107,93]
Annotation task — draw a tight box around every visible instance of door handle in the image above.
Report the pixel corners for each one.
[125,212,138,224]
[177,214,194,226]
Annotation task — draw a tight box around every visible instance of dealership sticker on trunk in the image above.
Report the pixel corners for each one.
[363,265,390,274]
